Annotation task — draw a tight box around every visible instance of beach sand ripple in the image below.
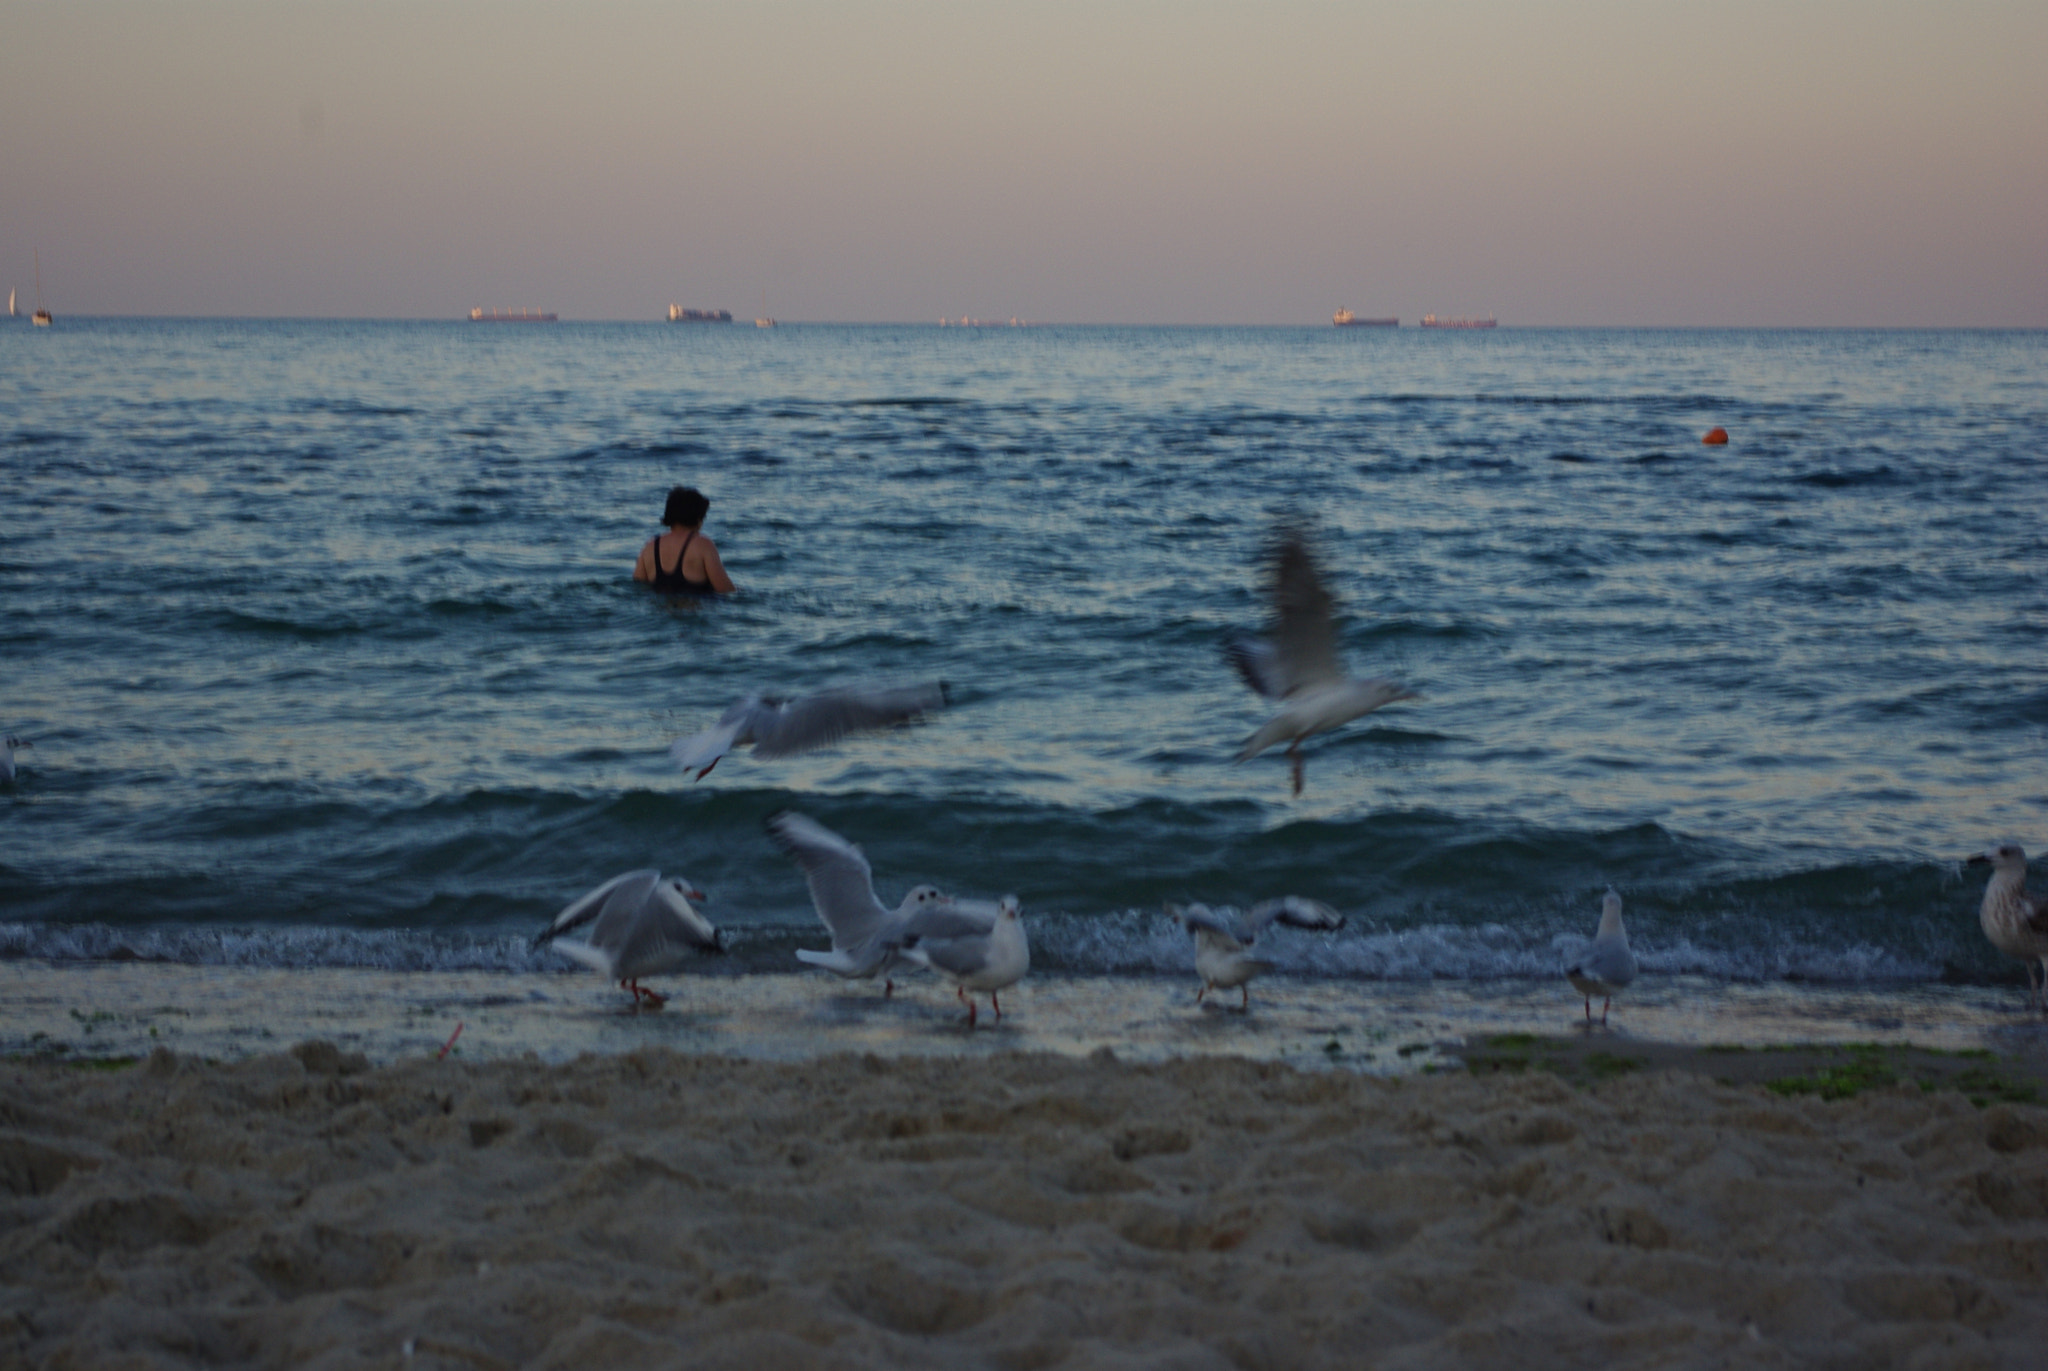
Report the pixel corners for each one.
[4,1047,2047,1368]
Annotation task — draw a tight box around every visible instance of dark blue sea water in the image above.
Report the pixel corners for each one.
[4,321,2045,985]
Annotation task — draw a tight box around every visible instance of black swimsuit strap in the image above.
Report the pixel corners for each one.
[659,530,697,575]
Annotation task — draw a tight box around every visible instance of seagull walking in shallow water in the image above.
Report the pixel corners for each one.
[670,680,948,779]
[1227,525,1418,796]
[531,869,722,1009]
[1565,889,1638,1026]
[767,809,952,995]
[1172,896,1347,1010]
[891,895,1029,1028]
[1968,842,2048,1013]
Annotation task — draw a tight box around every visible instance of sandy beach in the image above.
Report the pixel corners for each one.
[4,967,2048,1368]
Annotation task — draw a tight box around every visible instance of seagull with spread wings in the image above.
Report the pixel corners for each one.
[1226,525,1418,795]
[670,680,948,780]
[531,869,723,1009]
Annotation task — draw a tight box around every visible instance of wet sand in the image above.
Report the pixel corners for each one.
[6,964,2048,1368]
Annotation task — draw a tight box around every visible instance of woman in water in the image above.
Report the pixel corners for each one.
[632,486,736,594]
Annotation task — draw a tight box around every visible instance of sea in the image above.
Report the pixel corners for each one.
[4,320,2046,1015]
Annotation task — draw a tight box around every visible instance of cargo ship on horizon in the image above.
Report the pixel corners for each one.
[469,308,556,323]
[669,305,733,323]
[1419,314,1496,329]
[1333,309,1397,327]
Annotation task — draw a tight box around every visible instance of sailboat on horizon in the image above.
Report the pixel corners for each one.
[31,249,52,326]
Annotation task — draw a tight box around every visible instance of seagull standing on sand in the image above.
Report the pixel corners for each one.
[1967,842,2048,1013]
[670,680,948,779]
[0,735,29,785]
[892,895,1029,1028]
[531,870,722,1009]
[1171,896,1346,1010]
[1564,889,1638,1026]
[1227,525,1419,796]
[767,809,952,995]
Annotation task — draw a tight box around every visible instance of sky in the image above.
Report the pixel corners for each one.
[3,1,2044,326]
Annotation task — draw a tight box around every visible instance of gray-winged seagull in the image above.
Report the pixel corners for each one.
[1968,842,2048,1013]
[891,895,1029,1028]
[0,735,29,785]
[767,809,952,995]
[1171,896,1346,1010]
[1564,889,1638,1025]
[1226,525,1418,795]
[531,869,722,1008]
[670,679,948,779]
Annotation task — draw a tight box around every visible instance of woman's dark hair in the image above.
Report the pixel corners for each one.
[661,486,710,528]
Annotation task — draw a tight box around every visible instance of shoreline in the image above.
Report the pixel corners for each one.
[6,961,2048,1072]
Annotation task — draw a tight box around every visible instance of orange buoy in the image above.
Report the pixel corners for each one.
[1702,427,1728,445]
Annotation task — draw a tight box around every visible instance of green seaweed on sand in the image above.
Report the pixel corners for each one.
[1935,1067,2037,1109]
[1764,1046,1897,1101]
[1583,1052,1644,1081]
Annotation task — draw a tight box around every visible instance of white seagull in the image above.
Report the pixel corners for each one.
[767,809,953,995]
[0,735,29,785]
[531,869,722,1009]
[1226,525,1418,795]
[1967,842,2048,1013]
[892,895,1029,1028]
[1171,896,1346,1010]
[1564,889,1638,1025]
[670,679,948,780]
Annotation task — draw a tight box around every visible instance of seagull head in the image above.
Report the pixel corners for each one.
[997,895,1022,921]
[667,877,708,904]
[1968,842,2028,873]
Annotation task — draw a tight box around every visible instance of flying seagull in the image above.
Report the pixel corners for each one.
[0,735,30,785]
[670,679,949,779]
[1171,896,1346,1010]
[531,869,722,1009]
[1564,889,1638,1025]
[767,809,953,995]
[1968,842,2048,1013]
[1226,525,1418,795]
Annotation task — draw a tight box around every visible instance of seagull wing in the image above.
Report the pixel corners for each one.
[1569,936,1638,990]
[767,810,895,949]
[669,698,760,775]
[2022,888,2048,935]
[1172,903,1250,953]
[1224,635,1289,701]
[748,680,948,760]
[898,901,1000,943]
[1243,895,1347,939]
[606,879,721,974]
[533,869,661,947]
[1267,526,1344,691]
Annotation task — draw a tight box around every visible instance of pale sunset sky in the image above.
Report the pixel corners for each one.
[3,1,2043,325]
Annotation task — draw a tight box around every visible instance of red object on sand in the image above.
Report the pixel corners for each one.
[1702,427,1729,445]
[438,1021,465,1059]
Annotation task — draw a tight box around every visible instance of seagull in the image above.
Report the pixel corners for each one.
[1967,842,2048,1013]
[531,869,722,1009]
[0,735,29,785]
[1170,896,1346,1010]
[1564,889,1638,1025]
[891,895,1029,1028]
[767,809,953,995]
[670,679,948,779]
[1226,524,1418,795]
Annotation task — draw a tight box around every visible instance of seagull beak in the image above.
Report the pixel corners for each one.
[688,887,708,903]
